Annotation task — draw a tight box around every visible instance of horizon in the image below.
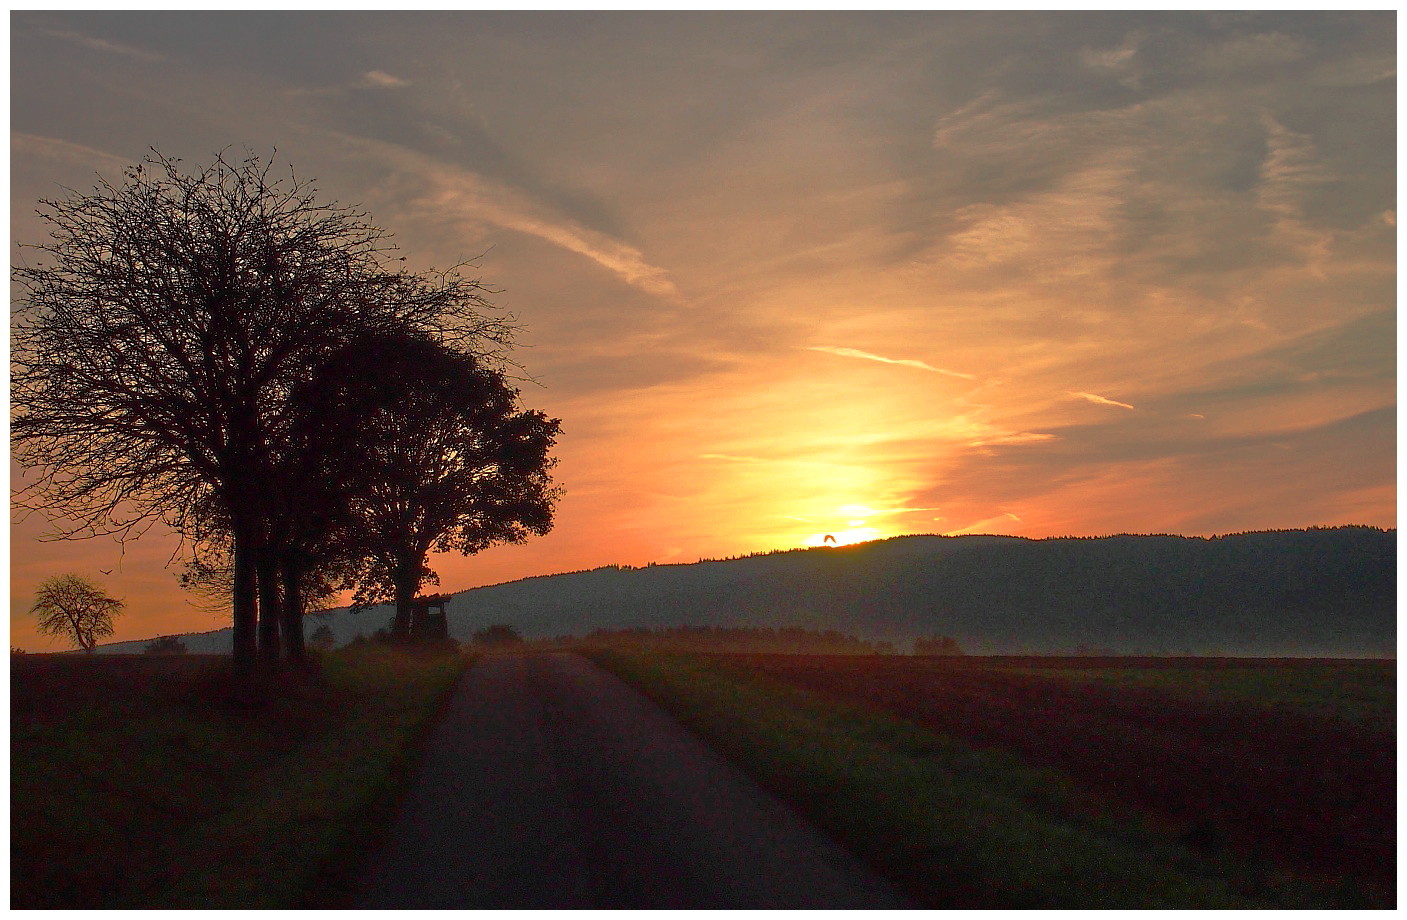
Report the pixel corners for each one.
[9,12,1396,650]
[53,525,1398,653]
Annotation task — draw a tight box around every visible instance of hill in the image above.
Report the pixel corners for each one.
[94,527,1396,657]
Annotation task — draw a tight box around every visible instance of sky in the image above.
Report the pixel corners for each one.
[8,11,1397,650]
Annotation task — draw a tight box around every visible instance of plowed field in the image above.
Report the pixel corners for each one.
[717,655,1394,900]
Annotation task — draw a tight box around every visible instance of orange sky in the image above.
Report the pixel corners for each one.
[9,12,1396,650]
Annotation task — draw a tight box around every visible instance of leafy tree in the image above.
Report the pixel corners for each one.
[30,574,123,653]
[12,150,508,673]
[299,329,560,636]
[144,635,188,655]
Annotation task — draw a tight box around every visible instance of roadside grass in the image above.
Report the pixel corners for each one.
[592,650,1366,909]
[11,647,466,909]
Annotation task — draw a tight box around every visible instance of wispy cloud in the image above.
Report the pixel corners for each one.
[700,453,767,463]
[967,432,1058,448]
[35,26,166,63]
[332,134,681,300]
[806,346,975,379]
[11,133,132,173]
[1069,391,1135,410]
[1257,113,1332,276]
[357,70,411,89]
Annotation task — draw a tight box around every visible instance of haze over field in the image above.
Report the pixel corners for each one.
[10,12,1396,649]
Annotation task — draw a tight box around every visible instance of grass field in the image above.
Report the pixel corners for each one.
[10,647,466,909]
[593,650,1394,909]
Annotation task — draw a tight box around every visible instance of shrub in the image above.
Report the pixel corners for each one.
[143,636,188,655]
[472,624,523,646]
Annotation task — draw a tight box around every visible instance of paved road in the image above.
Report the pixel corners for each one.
[355,652,914,909]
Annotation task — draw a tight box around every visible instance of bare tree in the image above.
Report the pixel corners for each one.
[30,574,123,653]
[12,150,510,673]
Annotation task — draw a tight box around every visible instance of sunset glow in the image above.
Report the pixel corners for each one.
[9,12,1395,650]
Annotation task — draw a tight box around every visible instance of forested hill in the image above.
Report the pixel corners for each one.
[98,527,1394,657]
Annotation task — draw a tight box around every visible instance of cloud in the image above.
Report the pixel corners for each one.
[1069,391,1135,410]
[358,70,411,89]
[806,346,975,379]
[35,26,166,63]
[1200,32,1307,74]
[332,133,681,300]
[1310,54,1395,87]
[1079,30,1145,82]
[11,133,132,173]
[1257,113,1332,275]
[967,432,1058,448]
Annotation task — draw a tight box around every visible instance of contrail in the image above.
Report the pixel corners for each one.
[806,346,974,379]
[1069,391,1134,410]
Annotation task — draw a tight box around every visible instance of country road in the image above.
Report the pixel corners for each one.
[355,652,914,909]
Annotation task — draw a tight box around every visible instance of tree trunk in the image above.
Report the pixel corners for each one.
[256,550,282,663]
[392,567,416,639]
[231,518,259,675]
[280,556,306,664]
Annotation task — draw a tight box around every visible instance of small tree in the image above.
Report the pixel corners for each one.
[309,624,336,652]
[30,574,123,653]
[144,636,188,655]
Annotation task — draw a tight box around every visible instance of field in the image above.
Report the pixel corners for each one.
[594,651,1394,909]
[10,648,465,909]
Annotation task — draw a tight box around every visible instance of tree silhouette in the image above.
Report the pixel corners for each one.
[30,574,123,653]
[298,329,560,636]
[12,150,509,673]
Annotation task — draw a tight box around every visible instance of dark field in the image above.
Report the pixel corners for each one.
[717,654,1395,903]
[10,650,464,908]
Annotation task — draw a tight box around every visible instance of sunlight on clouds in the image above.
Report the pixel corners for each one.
[967,432,1058,448]
[945,512,1023,537]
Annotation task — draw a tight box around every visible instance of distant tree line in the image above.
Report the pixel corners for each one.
[446,527,1393,658]
[570,625,896,655]
[12,150,560,674]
